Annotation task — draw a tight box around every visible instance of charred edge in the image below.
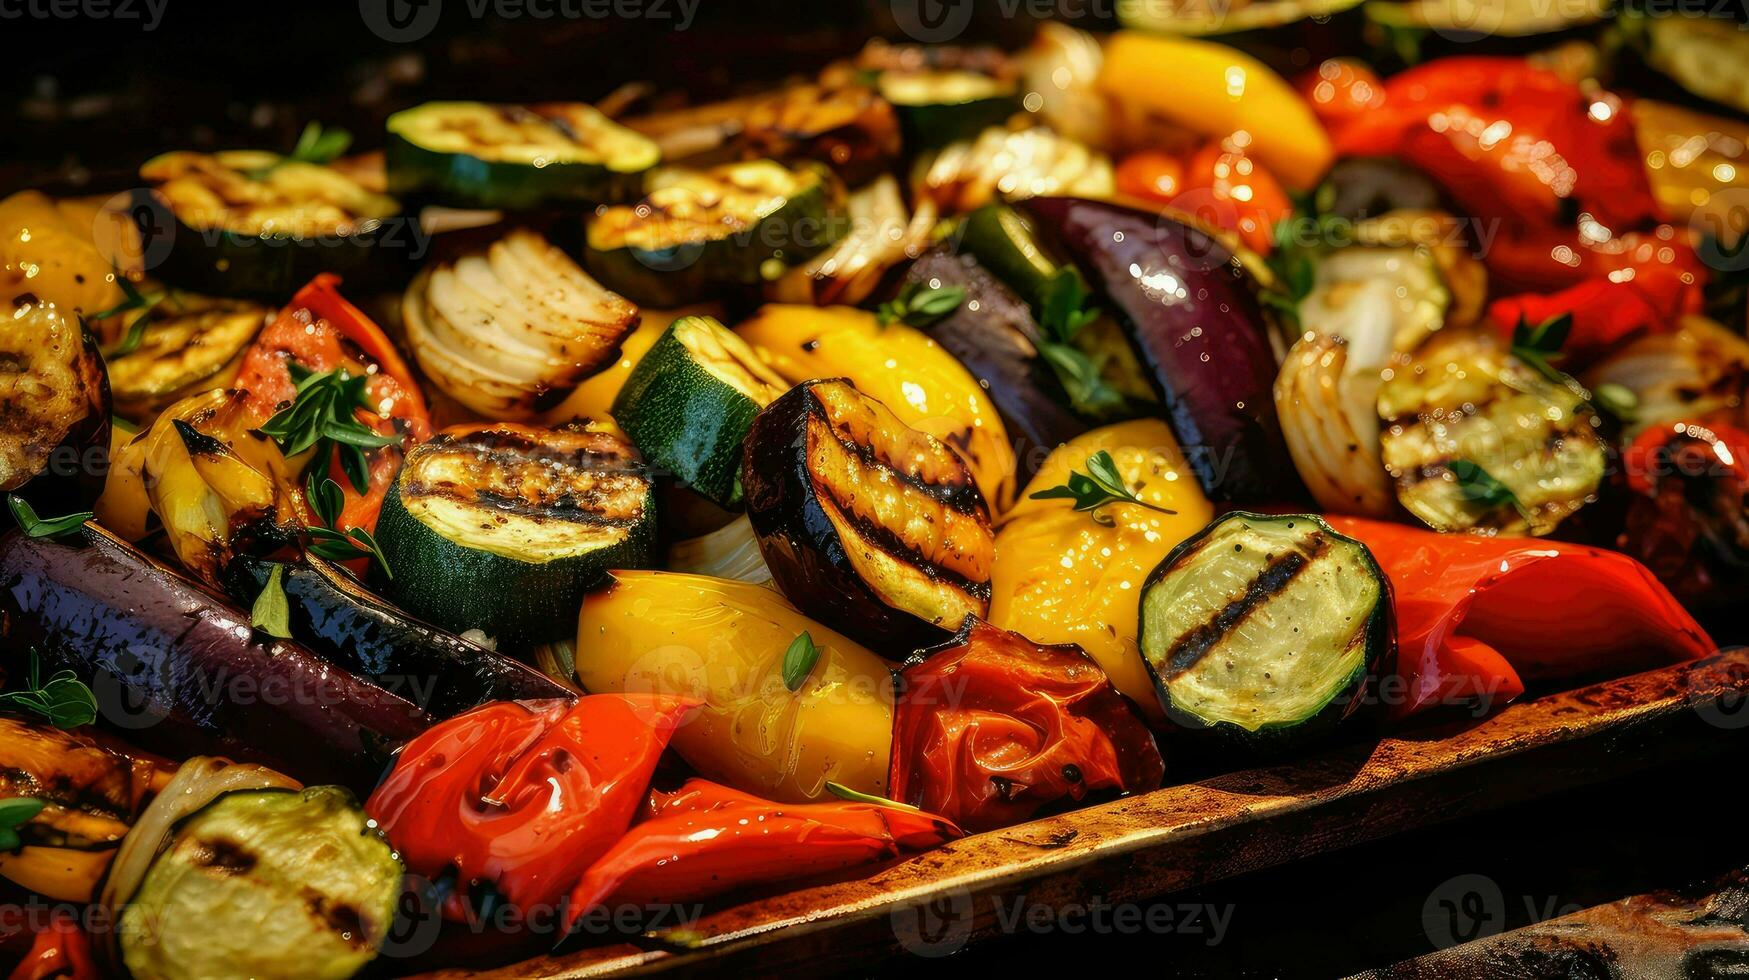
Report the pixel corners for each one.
[191,837,257,875]
[404,480,646,527]
[423,430,643,473]
[171,419,229,458]
[1163,535,1327,678]
[821,488,991,604]
[809,406,984,517]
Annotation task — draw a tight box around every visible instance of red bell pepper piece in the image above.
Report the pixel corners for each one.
[5,909,95,980]
[1323,516,1714,721]
[889,619,1163,833]
[1618,421,1749,607]
[562,779,961,932]
[366,694,698,919]
[234,274,432,534]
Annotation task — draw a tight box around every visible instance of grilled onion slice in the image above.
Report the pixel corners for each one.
[743,378,994,654]
[405,228,638,420]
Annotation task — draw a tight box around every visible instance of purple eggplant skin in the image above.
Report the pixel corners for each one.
[902,247,1088,485]
[0,524,432,791]
[1019,196,1307,503]
[224,555,574,716]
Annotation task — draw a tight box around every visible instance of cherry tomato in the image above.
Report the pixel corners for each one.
[1115,150,1186,205]
[1184,136,1292,255]
[1296,58,1386,130]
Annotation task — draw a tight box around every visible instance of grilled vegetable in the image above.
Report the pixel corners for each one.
[403,228,638,420]
[1292,243,1452,363]
[0,719,175,903]
[1615,420,1749,614]
[576,571,893,802]
[1022,196,1304,502]
[877,70,1019,149]
[627,85,900,185]
[913,127,1114,214]
[0,297,111,519]
[1274,334,1395,516]
[1138,512,1393,744]
[374,422,656,649]
[900,248,1087,485]
[1121,0,1364,35]
[0,191,134,316]
[1313,157,1448,221]
[736,304,1018,510]
[1585,315,1749,438]
[105,296,267,422]
[1619,8,1749,116]
[136,150,405,299]
[0,524,434,788]
[991,419,1214,722]
[1378,333,1607,536]
[741,379,995,652]
[226,555,576,714]
[667,515,771,585]
[585,160,842,307]
[610,315,787,510]
[385,101,659,209]
[767,175,926,306]
[118,786,402,980]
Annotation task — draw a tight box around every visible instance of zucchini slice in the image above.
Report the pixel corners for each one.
[386,101,659,210]
[0,296,110,513]
[137,151,405,300]
[877,70,1020,150]
[403,228,638,420]
[374,422,657,649]
[913,127,1114,214]
[584,159,842,307]
[609,315,787,510]
[107,297,267,421]
[118,786,402,980]
[742,378,995,654]
[1378,334,1607,536]
[1139,512,1392,742]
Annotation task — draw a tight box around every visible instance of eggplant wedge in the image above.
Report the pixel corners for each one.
[1021,196,1305,503]
[386,100,660,210]
[742,378,995,653]
[0,524,434,790]
[374,422,657,649]
[404,228,639,420]
[136,150,407,300]
[1138,512,1393,745]
[106,297,267,422]
[119,786,402,980]
[0,296,111,517]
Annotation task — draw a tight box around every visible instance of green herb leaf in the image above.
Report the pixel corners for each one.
[1035,268,1100,346]
[261,365,402,494]
[88,273,168,358]
[291,121,353,165]
[876,283,966,329]
[1510,313,1575,385]
[1592,382,1639,422]
[824,781,918,811]
[6,496,92,540]
[781,631,821,692]
[250,563,294,640]
[303,476,393,579]
[1449,459,1533,522]
[1028,450,1177,524]
[1038,343,1126,419]
[0,652,97,729]
[0,797,46,852]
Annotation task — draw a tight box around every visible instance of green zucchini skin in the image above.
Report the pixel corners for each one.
[372,424,657,651]
[583,163,842,308]
[1138,512,1394,749]
[893,97,1019,151]
[384,130,647,212]
[609,317,784,511]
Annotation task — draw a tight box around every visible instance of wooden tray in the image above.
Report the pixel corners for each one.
[423,648,1749,979]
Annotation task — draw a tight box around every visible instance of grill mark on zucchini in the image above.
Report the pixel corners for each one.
[1161,537,1326,677]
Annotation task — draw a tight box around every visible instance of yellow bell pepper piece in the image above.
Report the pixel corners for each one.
[576,570,894,803]
[0,191,136,317]
[990,418,1213,722]
[1099,32,1333,190]
[737,304,1018,511]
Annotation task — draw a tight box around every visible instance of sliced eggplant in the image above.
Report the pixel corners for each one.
[386,101,660,209]
[106,296,266,422]
[225,555,576,714]
[585,159,843,307]
[404,228,639,420]
[742,378,995,653]
[119,786,402,980]
[137,151,406,300]
[914,127,1114,214]
[1021,196,1305,502]
[1138,512,1393,744]
[0,296,111,517]
[374,422,657,649]
[1378,333,1608,536]
[0,524,433,789]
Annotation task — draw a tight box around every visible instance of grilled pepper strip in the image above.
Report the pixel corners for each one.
[366,694,697,919]
[890,618,1163,832]
[1323,516,1714,721]
[6,908,97,980]
[562,778,961,933]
